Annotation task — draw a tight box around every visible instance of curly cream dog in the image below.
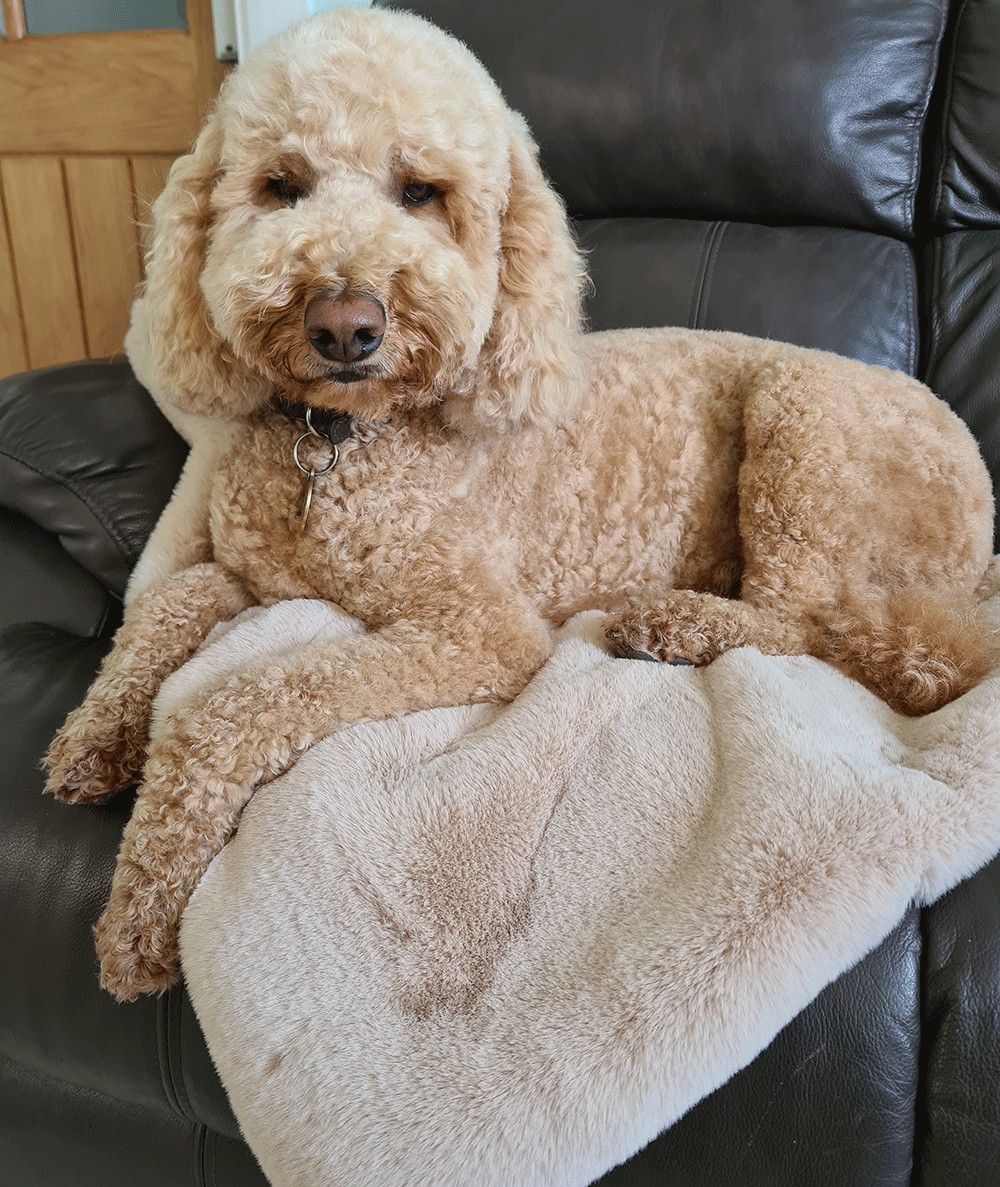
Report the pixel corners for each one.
[44,7,996,1000]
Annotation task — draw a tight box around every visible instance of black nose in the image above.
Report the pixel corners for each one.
[304,289,386,363]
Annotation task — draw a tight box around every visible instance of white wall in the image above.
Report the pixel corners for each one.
[212,0,373,62]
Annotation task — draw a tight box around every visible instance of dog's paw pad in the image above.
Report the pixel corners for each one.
[619,644,659,662]
[617,645,696,667]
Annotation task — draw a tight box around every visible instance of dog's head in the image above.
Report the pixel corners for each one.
[126,7,586,430]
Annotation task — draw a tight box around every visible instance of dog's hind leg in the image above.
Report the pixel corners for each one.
[606,361,844,668]
[733,357,998,714]
[818,589,1000,716]
[609,353,998,715]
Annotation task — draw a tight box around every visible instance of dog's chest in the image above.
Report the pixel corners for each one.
[207,416,474,618]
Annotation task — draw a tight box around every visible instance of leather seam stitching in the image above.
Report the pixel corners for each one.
[94,590,122,638]
[170,984,197,1121]
[931,0,971,227]
[208,1127,220,1187]
[927,233,947,385]
[904,0,951,235]
[155,991,183,1117]
[690,220,724,329]
[699,220,728,328]
[194,1122,209,1187]
[904,242,918,377]
[688,221,717,329]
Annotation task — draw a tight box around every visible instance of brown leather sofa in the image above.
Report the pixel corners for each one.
[2,1,998,1182]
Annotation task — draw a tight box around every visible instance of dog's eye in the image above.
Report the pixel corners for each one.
[401,181,438,207]
[265,176,304,207]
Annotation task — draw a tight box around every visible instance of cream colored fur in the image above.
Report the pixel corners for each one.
[42,5,998,1005]
[175,593,1000,1187]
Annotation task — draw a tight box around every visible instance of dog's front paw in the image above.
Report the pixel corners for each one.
[90,713,261,1000]
[93,880,182,1002]
[42,704,147,804]
[605,603,720,667]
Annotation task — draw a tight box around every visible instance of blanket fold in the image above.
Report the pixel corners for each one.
[175,596,1000,1187]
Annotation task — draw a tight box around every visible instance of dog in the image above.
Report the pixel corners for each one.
[43,7,996,1000]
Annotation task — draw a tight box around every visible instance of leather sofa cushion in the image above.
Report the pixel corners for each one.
[933,0,1000,227]
[580,218,918,372]
[1,1053,201,1187]
[0,510,120,637]
[0,360,186,598]
[0,625,240,1141]
[919,855,1000,1184]
[0,1054,266,1187]
[394,0,946,235]
[923,229,1000,547]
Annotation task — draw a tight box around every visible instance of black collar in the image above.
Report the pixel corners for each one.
[276,399,354,446]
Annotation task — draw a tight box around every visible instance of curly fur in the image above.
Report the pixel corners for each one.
[42,7,997,1000]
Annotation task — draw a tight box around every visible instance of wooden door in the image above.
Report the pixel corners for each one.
[0,0,229,378]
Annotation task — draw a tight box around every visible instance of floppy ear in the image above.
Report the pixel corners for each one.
[125,115,269,420]
[476,118,587,427]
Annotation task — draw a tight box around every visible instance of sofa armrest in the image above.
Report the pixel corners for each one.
[0,622,246,1149]
[0,360,188,619]
[0,509,120,637]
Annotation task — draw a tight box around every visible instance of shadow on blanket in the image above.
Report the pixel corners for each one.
[177,595,1000,1187]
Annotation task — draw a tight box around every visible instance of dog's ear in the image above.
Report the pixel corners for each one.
[476,119,586,427]
[125,115,268,420]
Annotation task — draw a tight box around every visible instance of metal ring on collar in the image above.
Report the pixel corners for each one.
[304,406,326,438]
[293,432,339,477]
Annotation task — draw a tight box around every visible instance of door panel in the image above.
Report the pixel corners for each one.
[1,30,208,155]
[64,157,142,357]
[2,156,88,368]
[0,187,27,374]
[0,0,227,377]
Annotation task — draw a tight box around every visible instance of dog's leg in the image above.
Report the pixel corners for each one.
[610,355,997,713]
[731,360,998,713]
[43,563,255,804]
[818,590,1000,715]
[93,603,553,1000]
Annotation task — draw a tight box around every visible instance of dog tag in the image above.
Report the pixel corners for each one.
[295,471,317,534]
[291,432,339,535]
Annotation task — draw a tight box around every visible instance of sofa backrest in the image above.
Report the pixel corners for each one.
[393,0,1000,549]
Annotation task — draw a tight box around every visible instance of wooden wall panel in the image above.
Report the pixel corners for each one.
[1,157,87,369]
[64,157,141,357]
[0,153,182,377]
[130,155,177,267]
[0,31,203,156]
[0,185,28,377]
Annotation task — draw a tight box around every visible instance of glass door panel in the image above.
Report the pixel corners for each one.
[23,0,185,35]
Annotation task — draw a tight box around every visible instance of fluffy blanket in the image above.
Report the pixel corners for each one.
[169,591,1000,1187]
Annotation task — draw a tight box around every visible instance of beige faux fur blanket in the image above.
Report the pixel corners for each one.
[170,589,1000,1187]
